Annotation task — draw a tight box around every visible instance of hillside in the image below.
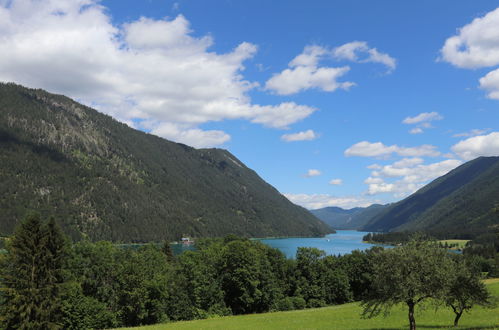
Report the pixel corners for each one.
[362,156,499,237]
[0,83,332,242]
[311,204,387,230]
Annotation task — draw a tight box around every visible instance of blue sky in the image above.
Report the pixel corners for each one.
[0,0,498,209]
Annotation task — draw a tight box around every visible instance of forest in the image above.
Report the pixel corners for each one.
[0,214,495,330]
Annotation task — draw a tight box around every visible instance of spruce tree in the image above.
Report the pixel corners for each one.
[0,213,68,329]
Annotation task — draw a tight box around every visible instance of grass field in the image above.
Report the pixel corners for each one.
[119,280,499,330]
[438,239,470,250]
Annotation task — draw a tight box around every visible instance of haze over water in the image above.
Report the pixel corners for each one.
[259,230,385,259]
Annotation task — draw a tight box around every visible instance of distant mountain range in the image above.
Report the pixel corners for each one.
[0,83,332,242]
[362,156,499,238]
[311,204,388,230]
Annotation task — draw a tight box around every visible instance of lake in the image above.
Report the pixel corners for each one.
[258,230,386,258]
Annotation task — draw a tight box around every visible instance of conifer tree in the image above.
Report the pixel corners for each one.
[0,213,68,329]
[161,241,175,262]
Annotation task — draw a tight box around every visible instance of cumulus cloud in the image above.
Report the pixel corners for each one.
[149,122,230,148]
[284,193,378,210]
[304,169,322,177]
[0,0,316,147]
[480,68,499,99]
[265,41,396,95]
[365,159,463,196]
[344,141,440,158]
[451,132,499,160]
[332,41,397,71]
[441,7,499,100]
[329,179,343,185]
[441,7,499,69]
[265,46,354,95]
[281,129,317,142]
[403,111,443,134]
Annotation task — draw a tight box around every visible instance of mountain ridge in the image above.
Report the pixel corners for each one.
[362,156,499,237]
[0,82,332,242]
[311,204,388,230]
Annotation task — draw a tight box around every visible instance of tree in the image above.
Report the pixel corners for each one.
[220,239,281,314]
[161,241,175,263]
[361,238,453,330]
[294,247,327,307]
[0,213,68,329]
[445,258,491,327]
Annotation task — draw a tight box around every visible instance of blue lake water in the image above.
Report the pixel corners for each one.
[258,230,386,258]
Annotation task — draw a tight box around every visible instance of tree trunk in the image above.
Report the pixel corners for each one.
[454,311,463,327]
[407,301,416,330]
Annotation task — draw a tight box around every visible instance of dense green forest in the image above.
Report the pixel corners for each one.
[0,83,331,242]
[362,156,499,237]
[0,215,494,329]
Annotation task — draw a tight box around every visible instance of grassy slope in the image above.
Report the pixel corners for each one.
[438,239,470,250]
[120,280,499,330]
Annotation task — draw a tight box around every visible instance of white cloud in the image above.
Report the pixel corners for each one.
[265,45,354,95]
[402,112,443,124]
[451,132,499,160]
[452,128,490,138]
[289,45,327,67]
[304,169,322,177]
[480,68,499,99]
[333,41,397,71]
[265,42,396,95]
[441,7,499,100]
[149,122,230,148]
[0,1,316,148]
[365,159,463,196]
[284,193,378,210]
[344,141,440,158]
[329,179,343,185]
[403,112,443,134]
[281,129,317,142]
[391,157,424,168]
[441,8,499,69]
[409,127,423,134]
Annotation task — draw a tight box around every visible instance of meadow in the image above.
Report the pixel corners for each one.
[438,239,470,250]
[120,279,499,330]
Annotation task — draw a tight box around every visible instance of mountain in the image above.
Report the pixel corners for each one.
[311,204,388,230]
[362,156,499,238]
[0,83,332,242]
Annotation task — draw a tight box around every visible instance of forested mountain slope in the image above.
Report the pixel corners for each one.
[362,156,499,237]
[0,83,331,241]
[311,204,387,230]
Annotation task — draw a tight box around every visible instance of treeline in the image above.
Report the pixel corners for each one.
[364,231,499,277]
[1,215,494,329]
[363,231,414,244]
[0,214,375,329]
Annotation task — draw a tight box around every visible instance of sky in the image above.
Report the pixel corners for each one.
[1,0,499,210]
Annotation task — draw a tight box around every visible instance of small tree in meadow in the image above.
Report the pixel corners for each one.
[361,237,453,330]
[445,258,491,327]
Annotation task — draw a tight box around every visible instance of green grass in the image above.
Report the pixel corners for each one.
[438,239,469,250]
[118,280,499,330]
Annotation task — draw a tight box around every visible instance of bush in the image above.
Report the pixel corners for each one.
[307,298,326,308]
[290,296,306,310]
[275,297,295,311]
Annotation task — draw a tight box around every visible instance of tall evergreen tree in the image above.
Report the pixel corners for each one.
[0,213,68,329]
